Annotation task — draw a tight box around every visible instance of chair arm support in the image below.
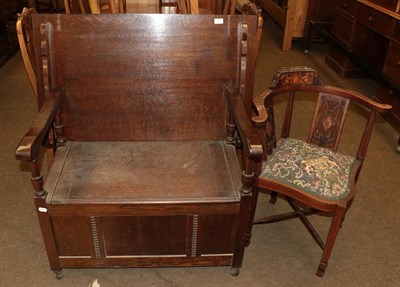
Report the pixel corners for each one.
[251,90,270,127]
[15,89,66,161]
[225,85,263,160]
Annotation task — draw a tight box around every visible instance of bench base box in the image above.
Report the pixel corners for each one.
[46,203,240,270]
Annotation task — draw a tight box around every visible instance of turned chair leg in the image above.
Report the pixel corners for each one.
[269,191,278,204]
[316,205,346,277]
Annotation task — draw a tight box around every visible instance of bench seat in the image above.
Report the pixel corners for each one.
[46,141,242,204]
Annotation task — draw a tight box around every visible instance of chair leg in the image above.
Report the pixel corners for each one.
[269,191,278,204]
[316,205,346,277]
[286,197,324,249]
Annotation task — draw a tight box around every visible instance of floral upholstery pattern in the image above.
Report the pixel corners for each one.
[260,138,358,200]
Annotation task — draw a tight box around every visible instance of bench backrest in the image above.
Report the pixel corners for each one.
[32,13,260,141]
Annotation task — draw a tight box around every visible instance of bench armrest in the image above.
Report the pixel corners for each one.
[225,85,263,160]
[15,89,66,161]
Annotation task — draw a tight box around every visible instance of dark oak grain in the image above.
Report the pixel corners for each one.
[15,7,262,278]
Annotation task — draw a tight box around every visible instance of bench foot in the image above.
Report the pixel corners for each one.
[53,269,64,279]
[230,267,240,276]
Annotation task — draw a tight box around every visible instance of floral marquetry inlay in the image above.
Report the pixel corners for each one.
[270,66,323,89]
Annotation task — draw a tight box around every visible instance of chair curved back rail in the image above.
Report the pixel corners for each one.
[17,7,38,100]
[246,66,391,277]
[253,69,392,160]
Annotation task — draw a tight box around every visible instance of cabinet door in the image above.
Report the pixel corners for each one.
[383,41,400,84]
[351,22,389,70]
[332,10,355,46]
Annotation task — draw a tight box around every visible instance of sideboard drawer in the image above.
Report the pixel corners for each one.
[383,41,400,84]
[366,0,399,12]
[336,0,357,16]
[357,3,395,37]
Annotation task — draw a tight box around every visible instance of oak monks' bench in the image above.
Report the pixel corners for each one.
[15,5,263,279]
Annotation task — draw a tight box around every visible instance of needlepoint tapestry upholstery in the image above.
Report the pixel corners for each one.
[260,138,358,200]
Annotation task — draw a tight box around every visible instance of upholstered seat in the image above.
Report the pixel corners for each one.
[260,138,358,200]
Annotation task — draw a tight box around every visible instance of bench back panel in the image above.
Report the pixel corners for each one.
[33,14,254,141]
